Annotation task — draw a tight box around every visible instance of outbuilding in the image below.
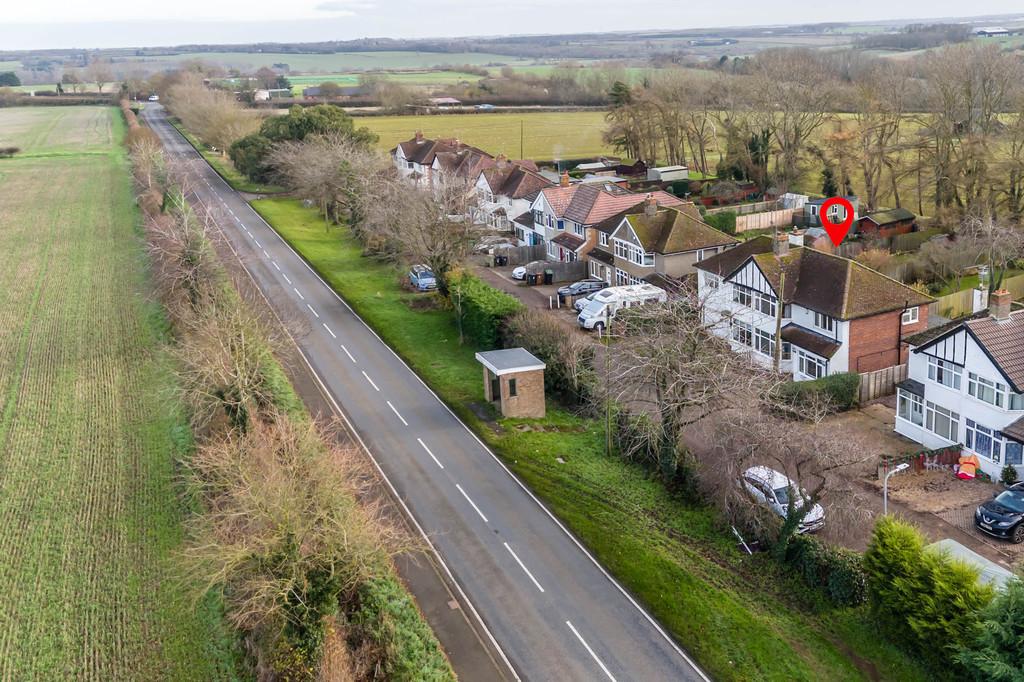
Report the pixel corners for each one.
[475,348,546,418]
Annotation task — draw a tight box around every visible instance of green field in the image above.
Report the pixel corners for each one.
[251,196,931,682]
[145,50,535,72]
[0,106,238,678]
[362,111,614,161]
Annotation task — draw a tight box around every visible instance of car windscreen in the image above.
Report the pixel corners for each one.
[994,490,1024,513]
[773,486,790,504]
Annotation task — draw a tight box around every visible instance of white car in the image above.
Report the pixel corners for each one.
[147,94,160,102]
[574,291,599,312]
[511,265,527,280]
[741,466,825,533]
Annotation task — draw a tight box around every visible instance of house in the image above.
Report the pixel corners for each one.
[429,97,462,108]
[585,197,738,286]
[696,234,934,379]
[391,132,494,187]
[527,175,685,262]
[975,26,1010,37]
[803,196,859,228]
[894,290,1024,479]
[646,165,689,183]
[856,208,916,239]
[472,157,553,240]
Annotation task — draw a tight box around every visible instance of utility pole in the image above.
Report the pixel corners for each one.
[520,120,524,161]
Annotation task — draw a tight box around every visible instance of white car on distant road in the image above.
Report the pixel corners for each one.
[147,94,160,101]
[741,466,825,533]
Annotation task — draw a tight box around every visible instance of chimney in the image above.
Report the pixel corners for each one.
[990,289,1012,321]
[414,130,424,144]
[644,193,658,218]
[496,153,507,169]
[774,230,789,257]
[560,171,570,188]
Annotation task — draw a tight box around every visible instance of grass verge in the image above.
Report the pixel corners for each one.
[250,197,931,681]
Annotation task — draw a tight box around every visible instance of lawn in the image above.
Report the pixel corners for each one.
[280,71,487,95]
[144,50,535,72]
[361,110,614,162]
[251,196,931,682]
[0,106,239,678]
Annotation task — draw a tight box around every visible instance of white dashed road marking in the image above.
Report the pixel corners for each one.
[293,288,304,301]
[341,345,356,363]
[362,371,379,391]
[386,400,409,426]
[322,323,336,339]
[456,484,489,524]
[306,303,319,318]
[504,543,545,593]
[417,438,444,469]
[566,621,616,682]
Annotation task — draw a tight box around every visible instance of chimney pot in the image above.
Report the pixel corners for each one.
[414,130,424,143]
[991,289,1012,321]
[559,171,570,188]
[644,193,658,217]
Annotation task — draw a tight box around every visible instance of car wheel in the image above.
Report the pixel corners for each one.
[593,322,605,334]
[1013,524,1024,544]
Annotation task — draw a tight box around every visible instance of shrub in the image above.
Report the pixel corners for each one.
[956,579,1024,681]
[452,273,523,349]
[785,534,867,606]
[1001,465,1019,486]
[500,308,596,408]
[863,516,994,670]
[704,210,737,235]
[776,372,860,413]
[350,576,455,682]
[0,146,20,158]
[229,133,275,184]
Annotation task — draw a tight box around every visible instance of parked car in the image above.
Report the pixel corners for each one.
[741,466,825,534]
[147,94,160,101]
[408,264,437,291]
[558,279,609,298]
[574,291,599,312]
[511,265,527,280]
[975,483,1024,542]
[475,104,495,111]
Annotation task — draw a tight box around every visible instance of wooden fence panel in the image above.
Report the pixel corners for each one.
[858,364,907,403]
[932,274,1024,319]
[734,209,797,233]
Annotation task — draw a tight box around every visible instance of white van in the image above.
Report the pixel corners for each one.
[577,283,667,332]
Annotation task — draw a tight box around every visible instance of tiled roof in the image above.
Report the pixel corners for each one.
[551,232,585,250]
[965,311,1024,392]
[512,211,535,229]
[624,203,738,255]
[781,324,842,359]
[585,247,614,265]
[539,186,577,217]
[397,135,492,170]
[482,163,553,199]
[698,237,933,320]
[1003,415,1024,443]
[541,184,683,226]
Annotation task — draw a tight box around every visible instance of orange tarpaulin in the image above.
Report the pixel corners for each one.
[957,453,981,480]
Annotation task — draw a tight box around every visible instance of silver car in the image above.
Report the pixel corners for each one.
[741,466,825,533]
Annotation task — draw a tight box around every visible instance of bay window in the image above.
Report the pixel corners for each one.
[733,287,752,307]
[965,419,1001,462]
[968,372,1006,408]
[731,319,752,347]
[813,311,834,333]
[754,328,774,356]
[798,352,827,379]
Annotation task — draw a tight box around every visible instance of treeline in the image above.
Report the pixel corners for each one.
[122,104,453,681]
[857,23,973,51]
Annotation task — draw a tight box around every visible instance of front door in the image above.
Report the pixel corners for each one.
[490,375,501,404]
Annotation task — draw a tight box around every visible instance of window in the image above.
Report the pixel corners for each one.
[901,307,920,325]
[406,161,415,169]
[813,311,834,334]
[704,273,720,290]
[897,390,924,427]
[965,419,1000,462]
[1008,440,1024,466]
[968,372,1006,408]
[508,378,517,397]
[1013,393,1024,411]
[615,269,642,286]
[557,219,565,231]
[798,352,827,379]
[753,291,776,317]
[533,209,543,225]
[927,356,963,390]
[781,342,792,361]
[573,223,585,236]
[599,232,609,246]
[733,287,752,307]
[731,319,752,347]
[754,328,774,356]
[925,401,959,442]
[614,239,628,260]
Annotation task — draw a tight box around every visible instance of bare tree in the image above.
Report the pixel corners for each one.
[958,215,1024,291]
[165,73,261,153]
[85,59,113,94]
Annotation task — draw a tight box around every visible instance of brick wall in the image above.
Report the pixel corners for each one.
[499,369,545,419]
[848,304,929,373]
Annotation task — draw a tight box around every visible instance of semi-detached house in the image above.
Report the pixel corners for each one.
[524,173,684,262]
[473,158,553,238]
[392,131,493,187]
[895,291,1024,478]
[696,234,934,380]
[586,197,739,286]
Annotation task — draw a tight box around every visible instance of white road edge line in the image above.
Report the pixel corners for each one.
[503,543,544,593]
[341,345,356,364]
[322,323,336,339]
[417,438,444,469]
[307,303,319,318]
[293,287,304,300]
[455,484,489,524]
[386,400,409,426]
[566,621,616,682]
[361,371,379,392]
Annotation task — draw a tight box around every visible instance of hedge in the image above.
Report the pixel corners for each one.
[350,576,455,682]
[784,534,867,607]
[777,372,860,413]
[452,273,524,349]
[704,210,737,235]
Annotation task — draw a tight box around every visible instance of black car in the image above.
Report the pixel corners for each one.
[557,279,608,298]
[975,483,1024,543]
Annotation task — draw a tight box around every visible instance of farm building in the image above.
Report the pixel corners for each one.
[647,165,689,182]
[856,208,916,239]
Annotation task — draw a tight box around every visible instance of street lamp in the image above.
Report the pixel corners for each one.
[883,462,910,515]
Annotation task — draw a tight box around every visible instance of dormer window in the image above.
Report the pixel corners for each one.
[813,311,835,333]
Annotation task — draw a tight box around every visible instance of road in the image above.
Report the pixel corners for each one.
[143,104,707,682]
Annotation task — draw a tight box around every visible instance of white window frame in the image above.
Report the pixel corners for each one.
[599,232,609,246]
[901,307,919,325]
[927,356,963,390]
[897,389,924,427]
[754,328,774,357]
[731,319,753,347]
[813,311,835,334]
[573,222,585,237]
[968,372,1006,408]
[733,286,752,307]
[798,351,827,379]
[704,272,720,290]
[925,401,960,442]
[965,419,1002,463]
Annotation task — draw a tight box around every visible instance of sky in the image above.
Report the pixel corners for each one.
[4,0,1023,50]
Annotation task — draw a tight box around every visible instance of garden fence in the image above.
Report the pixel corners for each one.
[932,274,1024,318]
[878,444,962,479]
[858,364,907,403]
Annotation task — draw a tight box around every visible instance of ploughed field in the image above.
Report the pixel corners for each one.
[0,106,236,679]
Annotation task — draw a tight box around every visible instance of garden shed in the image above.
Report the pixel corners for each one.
[475,348,546,418]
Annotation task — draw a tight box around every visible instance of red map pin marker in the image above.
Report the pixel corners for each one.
[820,197,854,247]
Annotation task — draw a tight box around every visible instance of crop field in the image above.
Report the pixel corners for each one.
[362,110,614,161]
[144,50,535,72]
[0,107,237,679]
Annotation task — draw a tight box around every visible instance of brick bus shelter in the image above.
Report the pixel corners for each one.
[475,348,546,419]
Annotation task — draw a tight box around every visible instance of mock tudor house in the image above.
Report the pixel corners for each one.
[585,197,739,286]
[391,132,494,187]
[526,174,685,262]
[472,157,552,238]
[696,234,934,380]
[894,290,1024,478]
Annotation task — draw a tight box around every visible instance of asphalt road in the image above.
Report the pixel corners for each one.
[143,104,708,682]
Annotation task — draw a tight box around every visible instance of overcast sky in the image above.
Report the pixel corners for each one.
[5,0,1023,50]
